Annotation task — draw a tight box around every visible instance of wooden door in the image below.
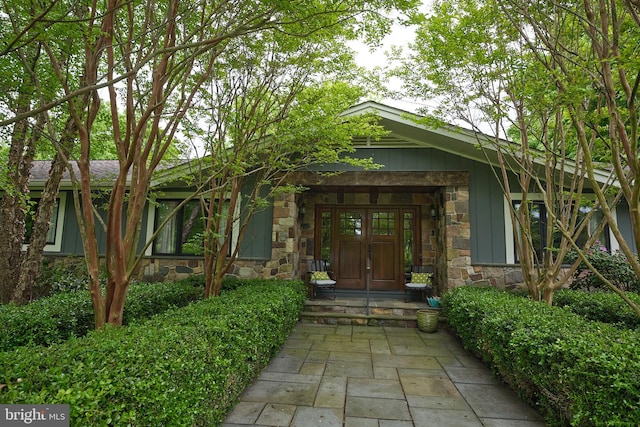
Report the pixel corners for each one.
[317,205,419,292]
[335,210,366,289]
[370,210,401,290]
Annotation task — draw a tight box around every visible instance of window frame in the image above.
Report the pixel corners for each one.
[21,192,66,253]
[146,193,239,258]
[504,194,617,264]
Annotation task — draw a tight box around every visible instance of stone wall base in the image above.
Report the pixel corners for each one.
[139,258,275,282]
[40,256,277,283]
[466,265,526,292]
[467,264,572,293]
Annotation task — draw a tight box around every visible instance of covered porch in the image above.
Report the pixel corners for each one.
[290,170,472,296]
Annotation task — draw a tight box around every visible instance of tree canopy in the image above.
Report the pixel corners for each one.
[0,0,420,322]
[394,0,640,311]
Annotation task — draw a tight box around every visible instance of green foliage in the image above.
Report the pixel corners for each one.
[565,245,640,292]
[553,289,640,329]
[0,280,306,426]
[174,273,206,288]
[443,286,640,426]
[33,257,90,298]
[0,281,203,352]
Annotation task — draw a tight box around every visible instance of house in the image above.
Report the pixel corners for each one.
[27,101,632,297]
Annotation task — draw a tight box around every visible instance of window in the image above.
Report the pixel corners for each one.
[509,198,609,263]
[25,199,59,245]
[575,205,608,249]
[21,192,66,252]
[152,199,234,256]
[154,200,206,255]
[320,210,331,261]
[339,211,362,236]
[403,211,415,272]
[372,211,395,236]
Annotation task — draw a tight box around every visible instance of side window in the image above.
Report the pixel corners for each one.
[21,192,66,252]
[153,200,206,255]
[512,199,609,263]
[153,199,233,256]
[320,210,331,261]
[403,211,415,272]
[25,199,59,245]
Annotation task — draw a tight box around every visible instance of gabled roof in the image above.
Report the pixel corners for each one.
[342,100,614,186]
[26,101,614,190]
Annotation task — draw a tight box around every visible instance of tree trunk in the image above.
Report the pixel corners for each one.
[542,282,555,306]
[14,119,76,302]
[0,99,34,304]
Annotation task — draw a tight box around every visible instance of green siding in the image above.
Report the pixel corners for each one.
[57,193,108,256]
[616,202,637,253]
[238,204,273,259]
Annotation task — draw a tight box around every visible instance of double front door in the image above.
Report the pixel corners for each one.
[316,206,419,291]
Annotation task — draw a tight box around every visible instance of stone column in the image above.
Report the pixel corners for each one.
[445,185,471,289]
[266,191,300,279]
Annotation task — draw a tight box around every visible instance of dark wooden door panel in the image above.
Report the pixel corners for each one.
[321,205,419,292]
[370,211,401,290]
[371,240,399,290]
[338,240,365,289]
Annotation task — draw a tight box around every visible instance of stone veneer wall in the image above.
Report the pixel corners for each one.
[443,185,472,290]
[466,264,527,291]
[267,191,300,279]
[440,186,531,293]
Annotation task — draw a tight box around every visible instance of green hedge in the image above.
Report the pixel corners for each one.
[553,289,640,329]
[0,280,203,352]
[0,279,306,426]
[442,286,640,426]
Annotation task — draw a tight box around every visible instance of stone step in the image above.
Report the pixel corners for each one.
[300,298,439,327]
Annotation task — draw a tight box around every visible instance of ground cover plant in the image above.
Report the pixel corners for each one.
[0,279,306,425]
[442,286,640,426]
[0,279,203,352]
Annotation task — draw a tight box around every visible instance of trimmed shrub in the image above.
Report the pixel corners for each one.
[0,279,306,426]
[553,289,640,329]
[33,257,90,298]
[565,246,640,292]
[0,280,203,352]
[442,286,640,426]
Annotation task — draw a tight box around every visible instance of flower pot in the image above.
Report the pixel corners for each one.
[416,308,441,333]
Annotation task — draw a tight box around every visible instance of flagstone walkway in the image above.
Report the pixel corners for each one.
[223,323,546,426]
